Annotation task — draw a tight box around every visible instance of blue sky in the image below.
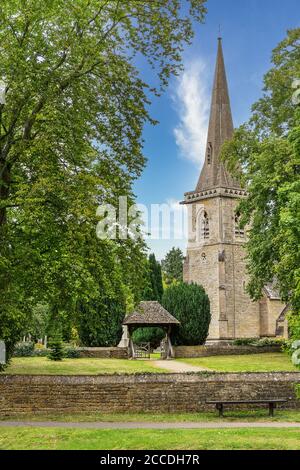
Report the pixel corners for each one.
[133,0,300,260]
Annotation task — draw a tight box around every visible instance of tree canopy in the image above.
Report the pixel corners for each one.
[0,0,207,359]
[161,247,184,285]
[162,282,210,346]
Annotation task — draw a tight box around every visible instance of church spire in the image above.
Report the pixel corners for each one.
[196,38,240,191]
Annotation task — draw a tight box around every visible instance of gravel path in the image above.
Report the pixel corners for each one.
[153,360,209,373]
[1,421,300,429]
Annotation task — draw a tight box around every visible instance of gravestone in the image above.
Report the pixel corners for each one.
[0,341,6,365]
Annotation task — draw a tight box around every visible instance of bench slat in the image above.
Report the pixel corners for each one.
[206,399,287,405]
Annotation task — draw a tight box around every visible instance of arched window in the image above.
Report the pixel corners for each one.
[235,212,245,238]
[207,142,212,165]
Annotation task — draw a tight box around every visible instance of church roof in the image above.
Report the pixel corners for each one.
[192,38,241,195]
[263,282,281,300]
[123,301,180,326]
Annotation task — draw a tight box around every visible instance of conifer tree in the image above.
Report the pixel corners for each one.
[48,333,64,361]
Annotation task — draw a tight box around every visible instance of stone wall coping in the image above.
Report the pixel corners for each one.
[77,347,127,351]
[1,372,299,385]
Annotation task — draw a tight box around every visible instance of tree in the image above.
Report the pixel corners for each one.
[143,254,164,302]
[0,1,207,360]
[161,247,184,284]
[162,282,210,346]
[221,28,300,338]
[76,249,127,347]
[132,327,165,349]
[48,332,64,361]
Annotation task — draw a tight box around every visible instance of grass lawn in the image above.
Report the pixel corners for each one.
[0,427,300,450]
[1,353,298,375]
[176,353,298,372]
[1,410,300,423]
[0,357,168,375]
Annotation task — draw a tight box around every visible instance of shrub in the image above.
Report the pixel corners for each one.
[48,334,64,361]
[233,337,287,348]
[233,338,257,346]
[162,282,210,346]
[132,327,165,348]
[64,346,80,359]
[13,342,35,357]
[33,348,50,357]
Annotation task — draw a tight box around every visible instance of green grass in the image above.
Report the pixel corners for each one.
[0,357,168,375]
[1,353,297,375]
[1,410,300,423]
[176,353,298,372]
[0,427,299,450]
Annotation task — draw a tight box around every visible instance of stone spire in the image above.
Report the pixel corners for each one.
[196,38,240,191]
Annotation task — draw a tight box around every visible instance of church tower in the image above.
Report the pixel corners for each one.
[182,38,261,341]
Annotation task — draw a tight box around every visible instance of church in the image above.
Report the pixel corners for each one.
[182,38,288,342]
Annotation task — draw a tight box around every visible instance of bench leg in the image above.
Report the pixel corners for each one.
[216,404,224,417]
[269,403,275,417]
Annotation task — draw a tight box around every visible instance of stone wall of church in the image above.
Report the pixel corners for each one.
[186,246,220,339]
[184,198,222,339]
[259,297,286,338]
[184,196,261,340]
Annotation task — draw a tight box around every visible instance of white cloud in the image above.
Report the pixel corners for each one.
[173,58,210,168]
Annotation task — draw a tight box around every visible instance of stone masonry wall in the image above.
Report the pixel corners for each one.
[0,372,299,415]
[78,347,128,359]
[174,345,282,358]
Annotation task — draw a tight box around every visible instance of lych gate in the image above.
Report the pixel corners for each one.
[123,301,180,360]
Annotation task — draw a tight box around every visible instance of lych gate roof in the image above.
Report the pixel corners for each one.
[123,301,180,326]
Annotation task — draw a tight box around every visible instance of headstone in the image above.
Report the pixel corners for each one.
[0,341,6,365]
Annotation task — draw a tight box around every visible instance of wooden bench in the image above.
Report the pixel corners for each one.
[206,399,287,417]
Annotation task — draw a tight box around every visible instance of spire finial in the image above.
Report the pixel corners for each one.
[218,24,222,41]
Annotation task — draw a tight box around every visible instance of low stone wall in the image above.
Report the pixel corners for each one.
[0,372,299,415]
[174,345,282,358]
[78,347,128,359]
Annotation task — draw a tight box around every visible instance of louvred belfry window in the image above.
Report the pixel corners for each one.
[201,211,210,239]
[235,213,245,238]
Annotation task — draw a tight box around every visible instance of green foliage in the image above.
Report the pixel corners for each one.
[48,334,64,361]
[233,337,286,348]
[25,303,49,341]
[162,282,210,346]
[232,338,258,346]
[143,254,164,302]
[64,346,80,359]
[76,271,126,347]
[13,342,35,357]
[132,327,165,348]
[0,0,206,363]
[221,28,300,337]
[161,247,184,285]
[288,313,300,342]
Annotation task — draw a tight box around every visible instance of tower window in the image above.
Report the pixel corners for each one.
[207,143,212,165]
[235,212,245,238]
[201,211,210,240]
